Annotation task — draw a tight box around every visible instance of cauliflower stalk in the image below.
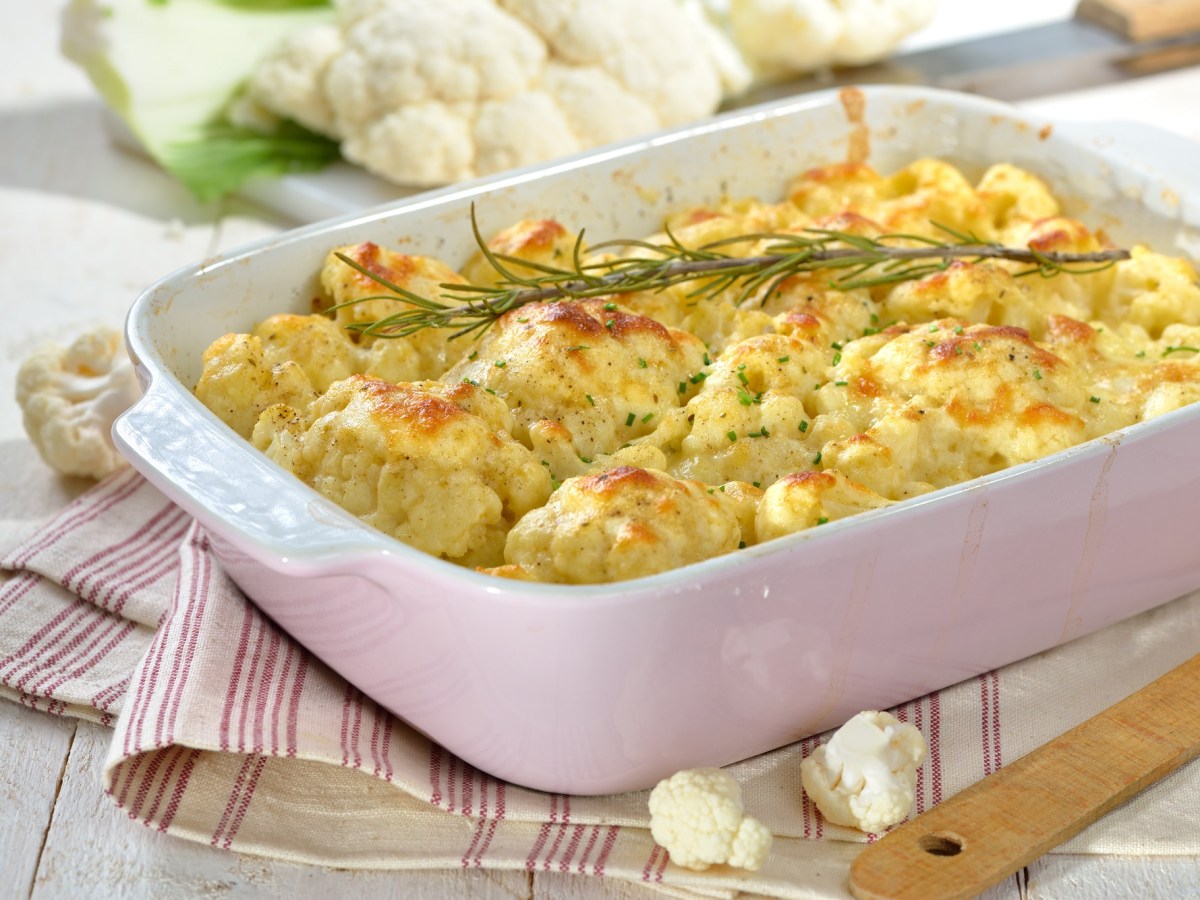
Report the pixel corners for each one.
[16,328,141,480]
[800,710,927,834]
[648,767,772,872]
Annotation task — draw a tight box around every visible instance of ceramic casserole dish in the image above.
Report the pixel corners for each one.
[114,85,1200,795]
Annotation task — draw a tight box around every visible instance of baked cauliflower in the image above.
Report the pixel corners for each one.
[254,375,551,566]
[648,767,772,872]
[247,0,749,188]
[16,327,140,480]
[800,710,927,834]
[500,466,742,583]
[444,299,708,475]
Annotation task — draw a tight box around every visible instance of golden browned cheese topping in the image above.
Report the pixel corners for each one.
[196,158,1200,583]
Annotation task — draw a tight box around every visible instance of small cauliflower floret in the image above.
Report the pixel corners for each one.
[461,218,579,289]
[671,334,822,485]
[975,163,1060,232]
[319,241,471,378]
[1001,217,1116,322]
[195,332,318,439]
[16,327,141,479]
[881,262,1044,338]
[756,470,891,540]
[1097,246,1200,338]
[504,466,741,583]
[444,299,707,467]
[257,375,551,566]
[800,710,927,834]
[251,313,365,392]
[647,767,772,873]
[791,159,990,241]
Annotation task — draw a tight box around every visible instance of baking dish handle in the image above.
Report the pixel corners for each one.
[113,383,392,565]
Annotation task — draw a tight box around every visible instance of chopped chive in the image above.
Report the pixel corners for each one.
[494,359,507,368]
[813,451,822,465]
[817,516,829,525]
[605,318,614,329]
[1164,345,1200,356]
[799,420,808,433]
[718,484,726,492]
[832,341,843,350]
[467,351,478,360]
[737,389,754,406]
[1090,396,1101,403]
[678,381,688,394]
[626,412,636,426]
[834,380,848,387]
[738,540,746,549]
[1032,369,1042,381]
[690,371,708,384]
[954,325,964,335]
[585,394,595,406]
[578,455,592,464]
[727,430,738,442]
[703,352,712,365]
[638,357,647,368]
[517,317,528,323]
[603,302,618,311]
[565,344,590,352]
[642,412,654,424]
[484,388,497,395]
[737,371,750,385]
[778,355,790,363]
[929,324,939,332]
[974,341,983,351]
[832,351,842,365]
[463,377,479,386]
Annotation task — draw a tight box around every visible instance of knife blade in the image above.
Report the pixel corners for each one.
[721,0,1200,107]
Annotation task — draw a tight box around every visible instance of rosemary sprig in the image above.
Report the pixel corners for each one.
[330,209,1129,339]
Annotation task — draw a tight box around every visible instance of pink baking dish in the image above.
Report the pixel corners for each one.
[114,86,1200,795]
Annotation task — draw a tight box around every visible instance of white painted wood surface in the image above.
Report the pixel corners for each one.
[4,2,1200,898]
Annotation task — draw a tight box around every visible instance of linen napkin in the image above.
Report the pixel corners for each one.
[3,468,1200,900]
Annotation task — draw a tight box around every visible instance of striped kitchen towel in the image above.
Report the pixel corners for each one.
[3,469,1200,900]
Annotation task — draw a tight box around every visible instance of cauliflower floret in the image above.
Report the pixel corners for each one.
[248,0,742,187]
[724,0,938,77]
[256,375,551,566]
[319,241,472,379]
[16,327,140,479]
[503,466,742,583]
[756,469,891,540]
[444,299,707,469]
[647,767,772,872]
[800,710,927,834]
[195,333,319,439]
[252,313,365,392]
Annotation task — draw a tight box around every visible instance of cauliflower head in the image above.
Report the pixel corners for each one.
[648,767,772,872]
[254,375,551,566]
[800,710,927,834]
[16,327,141,480]
[248,0,745,188]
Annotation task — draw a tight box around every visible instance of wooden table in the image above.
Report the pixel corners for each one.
[5,2,1200,897]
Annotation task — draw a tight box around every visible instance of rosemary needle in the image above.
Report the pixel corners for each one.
[330,206,1130,340]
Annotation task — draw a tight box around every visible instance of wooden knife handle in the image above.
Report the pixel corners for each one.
[1075,0,1200,41]
[847,652,1200,900]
